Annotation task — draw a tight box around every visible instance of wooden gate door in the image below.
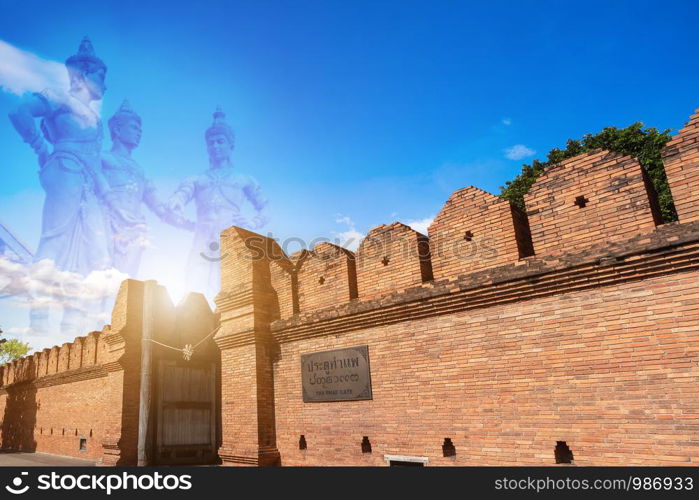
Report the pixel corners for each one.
[154,359,217,465]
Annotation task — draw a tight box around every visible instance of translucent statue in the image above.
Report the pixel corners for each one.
[101,100,194,277]
[167,107,269,299]
[7,37,113,335]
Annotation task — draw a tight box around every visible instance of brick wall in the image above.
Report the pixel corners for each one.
[214,223,699,466]
[0,330,111,461]
[214,109,699,466]
[270,267,699,465]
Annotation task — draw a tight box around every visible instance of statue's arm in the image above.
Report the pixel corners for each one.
[166,176,196,213]
[144,179,195,231]
[243,178,270,229]
[7,93,51,166]
[143,179,165,216]
[89,154,113,199]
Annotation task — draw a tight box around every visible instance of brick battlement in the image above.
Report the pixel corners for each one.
[356,222,432,300]
[428,185,532,281]
[296,242,358,312]
[222,110,699,322]
[271,220,699,341]
[525,149,661,256]
[0,330,109,389]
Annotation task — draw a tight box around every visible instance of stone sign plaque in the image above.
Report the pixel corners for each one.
[301,345,372,402]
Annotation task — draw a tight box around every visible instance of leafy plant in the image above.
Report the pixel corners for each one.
[0,338,32,364]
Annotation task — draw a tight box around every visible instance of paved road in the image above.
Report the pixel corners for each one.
[0,451,96,466]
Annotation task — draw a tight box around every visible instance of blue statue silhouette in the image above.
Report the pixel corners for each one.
[7,36,113,335]
[102,100,194,277]
[167,107,269,300]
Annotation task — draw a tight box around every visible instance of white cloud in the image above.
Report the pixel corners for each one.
[0,39,101,125]
[0,327,43,354]
[0,272,10,292]
[334,215,354,226]
[0,39,68,96]
[502,117,512,126]
[405,216,434,235]
[0,256,127,330]
[330,214,434,249]
[0,329,44,352]
[0,325,68,352]
[334,229,364,251]
[3,327,41,338]
[504,144,536,160]
[332,215,365,251]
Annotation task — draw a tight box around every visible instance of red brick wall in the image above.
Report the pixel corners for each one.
[525,150,659,256]
[663,109,699,223]
[210,125,699,466]
[69,338,83,370]
[0,331,111,461]
[213,124,699,466]
[215,216,699,466]
[271,269,699,466]
[7,377,110,460]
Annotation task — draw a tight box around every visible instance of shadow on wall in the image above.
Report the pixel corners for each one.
[1,383,38,452]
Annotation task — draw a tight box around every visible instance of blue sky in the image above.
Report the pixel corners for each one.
[1,0,698,347]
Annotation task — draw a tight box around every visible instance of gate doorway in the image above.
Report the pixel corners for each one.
[153,359,218,465]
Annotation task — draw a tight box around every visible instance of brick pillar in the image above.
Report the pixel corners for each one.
[215,226,282,466]
[99,280,144,465]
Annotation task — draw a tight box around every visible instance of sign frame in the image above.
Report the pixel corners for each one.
[300,345,373,403]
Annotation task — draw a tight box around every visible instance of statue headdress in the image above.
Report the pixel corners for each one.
[65,36,107,76]
[108,100,141,134]
[205,106,235,147]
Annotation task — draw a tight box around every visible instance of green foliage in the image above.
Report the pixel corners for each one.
[0,338,32,364]
[499,123,677,222]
